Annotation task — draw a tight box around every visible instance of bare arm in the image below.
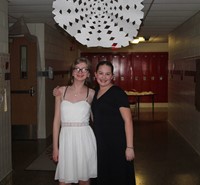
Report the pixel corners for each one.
[52,93,61,162]
[119,107,135,161]
[88,88,95,123]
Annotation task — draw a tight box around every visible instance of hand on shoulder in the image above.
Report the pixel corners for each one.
[53,86,63,97]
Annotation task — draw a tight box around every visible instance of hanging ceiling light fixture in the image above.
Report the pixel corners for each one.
[130,36,146,44]
[52,0,144,48]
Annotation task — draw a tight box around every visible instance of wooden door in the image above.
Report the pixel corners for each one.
[9,36,37,134]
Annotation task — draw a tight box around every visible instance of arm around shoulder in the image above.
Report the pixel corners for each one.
[88,88,95,104]
[53,86,64,97]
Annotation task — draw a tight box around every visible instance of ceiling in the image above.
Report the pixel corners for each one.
[8,0,200,43]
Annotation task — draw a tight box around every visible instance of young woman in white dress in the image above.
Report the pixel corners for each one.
[52,57,97,185]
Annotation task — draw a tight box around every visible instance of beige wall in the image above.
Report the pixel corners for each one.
[0,0,12,183]
[0,0,8,53]
[45,25,79,69]
[168,11,200,154]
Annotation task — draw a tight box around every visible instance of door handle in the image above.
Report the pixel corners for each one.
[29,87,36,96]
[11,86,36,96]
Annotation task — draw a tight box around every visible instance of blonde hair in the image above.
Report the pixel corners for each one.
[67,57,92,87]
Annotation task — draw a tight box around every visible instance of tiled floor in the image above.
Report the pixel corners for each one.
[10,107,200,185]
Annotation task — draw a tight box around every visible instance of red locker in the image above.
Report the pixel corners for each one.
[81,52,168,103]
[132,53,143,92]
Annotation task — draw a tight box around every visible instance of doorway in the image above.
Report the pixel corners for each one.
[9,36,38,139]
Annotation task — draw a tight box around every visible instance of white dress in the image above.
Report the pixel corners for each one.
[55,92,97,183]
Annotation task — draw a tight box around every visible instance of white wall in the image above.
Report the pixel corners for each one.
[27,23,46,139]
[168,11,200,154]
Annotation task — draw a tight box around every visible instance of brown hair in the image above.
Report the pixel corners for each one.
[96,60,114,74]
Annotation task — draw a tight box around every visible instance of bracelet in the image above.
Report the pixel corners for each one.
[127,146,134,149]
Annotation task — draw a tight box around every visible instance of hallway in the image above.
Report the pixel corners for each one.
[134,108,200,185]
[10,107,200,185]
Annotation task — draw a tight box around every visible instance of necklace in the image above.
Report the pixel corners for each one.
[74,91,80,97]
[71,85,83,97]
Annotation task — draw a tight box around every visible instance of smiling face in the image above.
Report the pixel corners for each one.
[95,64,114,87]
[72,62,90,82]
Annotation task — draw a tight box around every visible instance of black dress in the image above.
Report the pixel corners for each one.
[91,85,136,185]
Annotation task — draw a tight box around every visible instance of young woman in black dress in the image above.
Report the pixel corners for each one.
[91,61,136,185]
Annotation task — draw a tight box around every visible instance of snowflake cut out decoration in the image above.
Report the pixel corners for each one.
[52,0,144,48]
